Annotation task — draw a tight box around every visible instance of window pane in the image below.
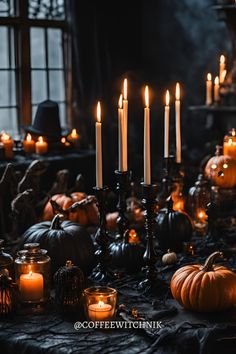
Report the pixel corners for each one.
[0,27,8,68]
[0,71,16,106]
[58,102,66,126]
[28,0,65,20]
[0,108,17,132]
[30,28,46,68]
[32,70,47,103]
[48,29,63,68]
[49,70,65,101]
[0,0,15,17]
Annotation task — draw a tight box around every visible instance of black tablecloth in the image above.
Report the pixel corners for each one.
[1,233,236,354]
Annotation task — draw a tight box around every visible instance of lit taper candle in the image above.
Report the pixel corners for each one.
[122,78,128,171]
[214,76,220,102]
[175,82,181,163]
[206,73,212,106]
[164,90,170,158]
[118,94,125,171]
[219,54,225,84]
[144,85,151,184]
[96,101,103,188]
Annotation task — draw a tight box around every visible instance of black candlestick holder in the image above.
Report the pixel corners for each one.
[138,183,158,292]
[115,170,130,240]
[157,156,174,209]
[90,186,111,282]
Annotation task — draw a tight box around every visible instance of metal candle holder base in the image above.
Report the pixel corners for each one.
[90,186,112,283]
[138,183,158,292]
[115,170,130,240]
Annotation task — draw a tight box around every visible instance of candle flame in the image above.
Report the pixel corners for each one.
[61,137,66,144]
[220,54,225,64]
[214,76,219,85]
[97,101,101,123]
[175,82,180,100]
[29,271,33,277]
[222,69,227,82]
[207,73,212,81]
[71,128,78,138]
[123,78,128,100]
[232,128,236,137]
[118,94,123,109]
[38,136,44,143]
[1,132,10,141]
[26,133,32,142]
[165,90,170,106]
[228,138,233,145]
[98,300,104,308]
[145,85,149,108]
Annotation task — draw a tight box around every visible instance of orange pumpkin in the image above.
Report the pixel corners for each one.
[170,251,236,312]
[43,192,99,226]
[205,146,236,188]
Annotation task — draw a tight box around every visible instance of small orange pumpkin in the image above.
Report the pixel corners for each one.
[43,192,98,226]
[205,146,236,188]
[170,251,236,312]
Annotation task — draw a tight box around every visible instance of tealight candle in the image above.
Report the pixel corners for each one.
[23,133,35,153]
[88,300,113,321]
[67,129,79,144]
[20,271,44,302]
[1,132,14,159]
[35,136,48,155]
[84,286,117,322]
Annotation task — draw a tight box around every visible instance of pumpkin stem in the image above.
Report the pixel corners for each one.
[201,251,223,272]
[50,214,63,230]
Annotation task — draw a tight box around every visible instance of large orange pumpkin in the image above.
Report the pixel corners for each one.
[43,192,99,226]
[205,146,236,188]
[170,251,236,312]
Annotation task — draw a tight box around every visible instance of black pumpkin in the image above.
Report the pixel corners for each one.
[156,197,193,252]
[109,229,145,273]
[22,214,96,275]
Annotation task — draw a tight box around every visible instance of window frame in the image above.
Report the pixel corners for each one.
[0,0,72,131]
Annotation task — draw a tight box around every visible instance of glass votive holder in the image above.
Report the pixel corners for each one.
[14,243,51,310]
[84,286,117,321]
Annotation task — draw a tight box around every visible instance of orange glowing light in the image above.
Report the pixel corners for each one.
[214,76,219,85]
[145,85,149,108]
[71,128,78,138]
[220,54,225,64]
[207,73,212,81]
[118,94,123,109]
[175,82,180,101]
[97,101,101,123]
[165,90,170,106]
[38,136,44,143]
[123,78,128,100]
[26,133,32,142]
[1,132,10,141]
[61,137,66,144]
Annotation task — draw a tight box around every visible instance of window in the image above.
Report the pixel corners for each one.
[0,0,71,134]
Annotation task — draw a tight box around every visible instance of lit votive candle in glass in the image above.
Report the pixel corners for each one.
[35,136,48,155]
[20,271,43,302]
[23,133,35,153]
[223,128,236,159]
[84,287,117,321]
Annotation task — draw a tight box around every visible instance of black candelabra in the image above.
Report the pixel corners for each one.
[91,186,111,282]
[115,170,130,240]
[138,183,158,292]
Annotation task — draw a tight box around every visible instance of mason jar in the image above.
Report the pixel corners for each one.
[14,243,51,305]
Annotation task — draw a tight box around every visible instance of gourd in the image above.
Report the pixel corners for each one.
[162,250,177,265]
[22,214,96,274]
[170,251,236,312]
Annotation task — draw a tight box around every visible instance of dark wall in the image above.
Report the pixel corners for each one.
[70,0,231,186]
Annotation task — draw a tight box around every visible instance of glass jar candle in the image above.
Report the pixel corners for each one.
[223,128,236,159]
[14,243,51,306]
[84,286,117,321]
